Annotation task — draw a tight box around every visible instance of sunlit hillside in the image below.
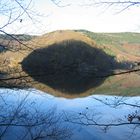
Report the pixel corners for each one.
[0,30,140,97]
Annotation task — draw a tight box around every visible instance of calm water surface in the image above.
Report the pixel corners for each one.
[0,88,140,140]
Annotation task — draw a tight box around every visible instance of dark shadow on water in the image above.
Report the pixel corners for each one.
[22,40,132,94]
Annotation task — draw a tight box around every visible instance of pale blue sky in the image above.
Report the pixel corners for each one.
[1,0,140,35]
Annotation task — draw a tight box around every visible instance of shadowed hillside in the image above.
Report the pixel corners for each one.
[22,40,132,94]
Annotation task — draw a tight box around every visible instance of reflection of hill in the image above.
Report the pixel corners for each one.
[22,40,132,94]
[1,30,140,97]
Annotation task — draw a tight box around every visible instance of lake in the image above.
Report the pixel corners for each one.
[0,88,139,140]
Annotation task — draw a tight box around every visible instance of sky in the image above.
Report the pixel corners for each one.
[1,0,140,35]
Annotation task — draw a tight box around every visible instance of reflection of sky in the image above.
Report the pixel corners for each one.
[0,88,140,140]
[1,0,140,34]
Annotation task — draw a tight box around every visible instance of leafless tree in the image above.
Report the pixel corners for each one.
[52,0,140,11]
[63,96,140,139]
[0,89,72,140]
[93,0,140,12]
[0,0,38,51]
[0,1,73,139]
[0,0,40,87]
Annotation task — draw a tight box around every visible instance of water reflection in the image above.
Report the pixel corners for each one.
[22,40,132,95]
[0,88,140,140]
